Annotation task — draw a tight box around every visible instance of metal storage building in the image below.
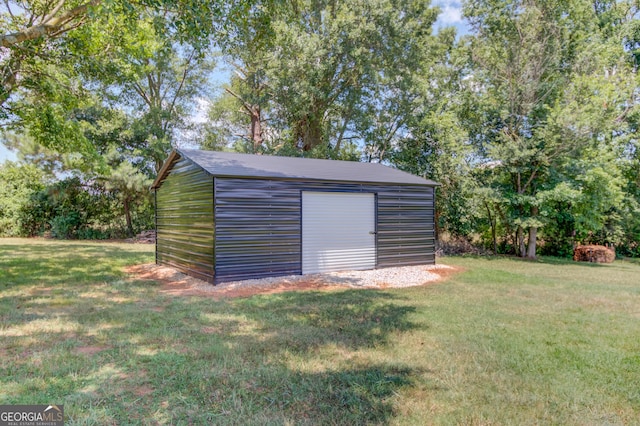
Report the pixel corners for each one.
[151,149,439,284]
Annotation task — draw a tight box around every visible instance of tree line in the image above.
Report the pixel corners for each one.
[0,0,638,258]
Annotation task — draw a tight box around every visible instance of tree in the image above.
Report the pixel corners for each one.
[0,0,248,155]
[100,149,152,237]
[93,25,214,171]
[206,0,443,158]
[0,0,99,108]
[389,27,475,241]
[201,70,271,152]
[463,0,636,258]
[2,132,68,176]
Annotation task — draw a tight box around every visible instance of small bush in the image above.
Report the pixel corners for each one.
[50,212,81,239]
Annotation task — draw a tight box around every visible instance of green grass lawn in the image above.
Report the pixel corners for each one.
[1,238,639,425]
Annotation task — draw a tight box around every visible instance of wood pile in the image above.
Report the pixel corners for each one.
[573,245,615,263]
[131,230,156,244]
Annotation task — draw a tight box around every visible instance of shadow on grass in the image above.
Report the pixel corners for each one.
[121,290,418,424]
[448,253,616,268]
[0,242,152,288]
[134,350,414,425]
[1,245,420,425]
[230,289,417,350]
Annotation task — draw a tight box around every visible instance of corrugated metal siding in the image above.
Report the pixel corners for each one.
[214,179,301,282]
[156,156,215,282]
[213,178,435,282]
[302,192,376,274]
[377,186,435,266]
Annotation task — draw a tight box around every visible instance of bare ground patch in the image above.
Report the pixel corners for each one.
[125,263,461,299]
[75,345,110,356]
[133,385,154,397]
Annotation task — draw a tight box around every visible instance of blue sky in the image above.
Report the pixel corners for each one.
[0,1,467,165]
[434,0,464,27]
[0,143,16,163]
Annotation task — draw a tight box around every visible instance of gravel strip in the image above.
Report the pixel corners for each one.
[208,264,454,292]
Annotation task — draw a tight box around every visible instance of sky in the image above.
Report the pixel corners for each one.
[433,0,468,35]
[0,1,468,165]
[0,143,16,163]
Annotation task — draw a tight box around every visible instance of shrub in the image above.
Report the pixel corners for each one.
[50,212,82,239]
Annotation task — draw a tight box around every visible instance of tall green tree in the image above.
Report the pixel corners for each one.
[73,13,215,171]
[206,0,443,158]
[390,28,476,240]
[463,0,636,258]
[99,148,152,237]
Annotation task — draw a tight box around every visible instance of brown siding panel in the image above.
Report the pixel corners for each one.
[155,156,214,282]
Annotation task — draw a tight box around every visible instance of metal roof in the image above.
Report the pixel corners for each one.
[152,149,439,188]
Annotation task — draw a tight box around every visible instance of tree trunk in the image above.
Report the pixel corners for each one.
[334,106,353,153]
[485,202,497,255]
[124,198,134,238]
[249,105,263,152]
[492,220,497,255]
[515,171,526,257]
[517,225,525,257]
[302,115,323,151]
[526,206,539,259]
[527,226,537,259]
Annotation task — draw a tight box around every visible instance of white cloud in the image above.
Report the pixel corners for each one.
[432,0,470,35]
[439,5,462,24]
[192,97,211,124]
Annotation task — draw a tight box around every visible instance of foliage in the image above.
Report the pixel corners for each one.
[434,0,640,258]
[100,149,153,237]
[72,13,215,170]
[0,161,46,236]
[205,0,444,158]
[390,31,476,239]
[0,0,233,174]
[1,172,152,239]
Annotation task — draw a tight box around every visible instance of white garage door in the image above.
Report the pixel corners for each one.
[302,191,376,274]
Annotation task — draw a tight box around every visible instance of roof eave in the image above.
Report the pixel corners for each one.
[151,149,442,188]
[206,173,440,186]
[150,150,181,190]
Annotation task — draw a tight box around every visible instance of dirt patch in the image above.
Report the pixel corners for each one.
[217,278,345,298]
[75,345,110,356]
[133,385,154,397]
[432,265,465,281]
[126,263,461,299]
[28,287,54,296]
[126,263,345,298]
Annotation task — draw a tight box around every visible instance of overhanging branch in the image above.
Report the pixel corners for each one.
[0,0,99,48]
